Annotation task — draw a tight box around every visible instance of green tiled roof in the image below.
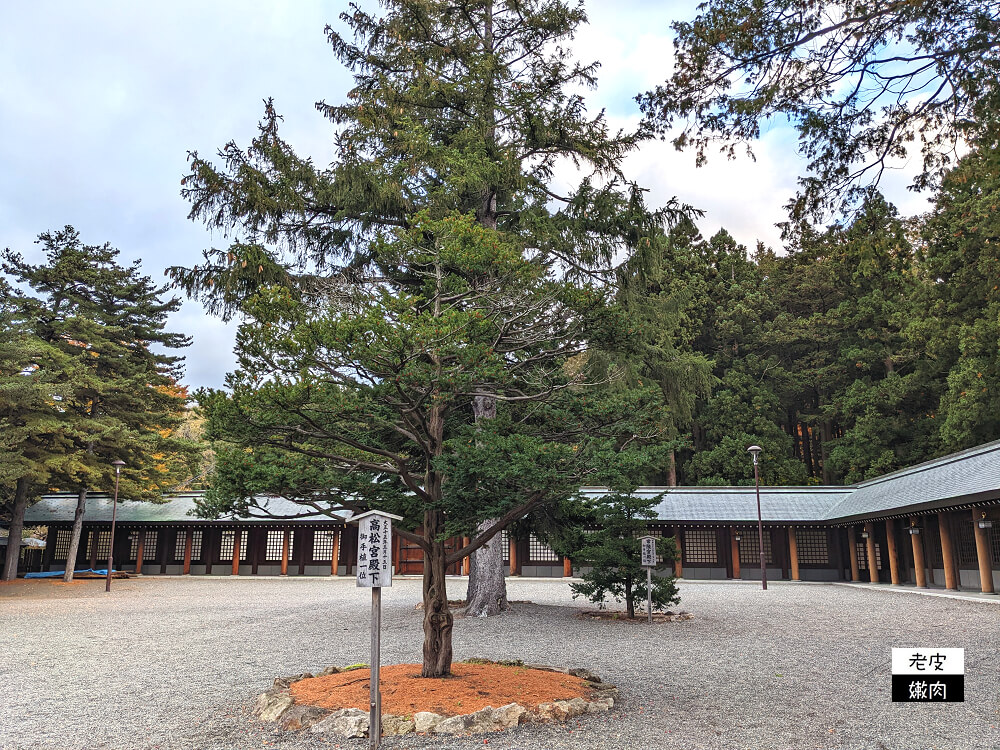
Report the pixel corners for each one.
[18,440,1000,527]
[584,439,1000,523]
[825,439,1000,521]
[23,493,348,524]
[578,487,853,523]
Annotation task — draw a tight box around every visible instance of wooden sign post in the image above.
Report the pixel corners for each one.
[640,535,657,624]
[351,510,401,750]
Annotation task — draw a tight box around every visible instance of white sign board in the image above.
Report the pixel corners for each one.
[357,515,392,588]
[891,648,964,702]
[891,647,964,675]
[640,536,657,567]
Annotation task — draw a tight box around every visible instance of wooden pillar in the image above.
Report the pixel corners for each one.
[135,530,146,574]
[249,529,260,575]
[159,530,169,574]
[938,512,958,590]
[231,529,241,575]
[394,530,404,574]
[885,519,901,585]
[847,527,861,581]
[730,528,741,579]
[204,529,214,575]
[298,530,307,575]
[346,526,354,576]
[673,526,683,578]
[42,527,55,572]
[788,526,800,581]
[563,556,572,577]
[509,536,519,576]
[972,510,995,594]
[775,528,789,580]
[183,528,193,575]
[280,527,290,576]
[331,529,340,576]
[864,522,879,583]
[900,523,914,583]
[909,517,927,588]
[923,517,937,586]
[462,537,471,575]
[88,529,99,570]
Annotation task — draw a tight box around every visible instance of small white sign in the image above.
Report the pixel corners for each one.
[640,536,657,567]
[891,648,964,675]
[357,515,392,588]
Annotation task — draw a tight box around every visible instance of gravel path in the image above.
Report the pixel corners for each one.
[1,576,997,750]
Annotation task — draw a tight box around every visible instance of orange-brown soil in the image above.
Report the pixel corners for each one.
[291,663,590,716]
[0,578,109,598]
[0,578,95,586]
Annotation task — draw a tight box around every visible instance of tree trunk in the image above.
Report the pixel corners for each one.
[465,519,509,617]
[800,423,814,477]
[625,577,635,619]
[62,489,87,582]
[2,478,30,581]
[421,510,454,677]
[465,394,509,616]
[667,450,677,487]
[789,411,801,459]
[821,420,834,484]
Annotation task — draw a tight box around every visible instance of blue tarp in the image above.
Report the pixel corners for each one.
[24,569,117,578]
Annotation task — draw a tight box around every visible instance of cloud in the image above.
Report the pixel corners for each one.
[0,0,939,392]
[0,1,349,390]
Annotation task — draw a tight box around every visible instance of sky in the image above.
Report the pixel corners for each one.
[0,1,932,392]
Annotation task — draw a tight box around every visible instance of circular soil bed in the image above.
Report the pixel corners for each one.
[291,662,589,716]
[255,661,618,737]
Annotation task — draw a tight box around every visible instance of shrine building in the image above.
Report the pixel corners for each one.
[6,438,1000,594]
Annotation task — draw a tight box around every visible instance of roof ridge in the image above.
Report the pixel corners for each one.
[581,485,856,492]
[853,438,1000,489]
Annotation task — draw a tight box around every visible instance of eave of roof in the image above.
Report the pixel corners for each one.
[15,440,1000,527]
[23,493,349,525]
[580,486,853,523]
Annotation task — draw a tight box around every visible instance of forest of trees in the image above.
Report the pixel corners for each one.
[626,160,1000,488]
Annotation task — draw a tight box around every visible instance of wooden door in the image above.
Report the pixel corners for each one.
[395,528,463,575]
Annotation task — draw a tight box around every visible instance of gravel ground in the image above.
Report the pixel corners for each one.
[1,576,997,750]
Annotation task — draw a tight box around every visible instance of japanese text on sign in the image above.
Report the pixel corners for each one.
[640,536,657,567]
[891,648,964,702]
[357,515,393,588]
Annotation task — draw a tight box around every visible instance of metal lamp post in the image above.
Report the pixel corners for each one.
[747,445,767,590]
[106,459,125,592]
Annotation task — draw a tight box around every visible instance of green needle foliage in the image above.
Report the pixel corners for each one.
[3,227,197,498]
[568,491,679,620]
[168,1,687,677]
[0,280,88,579]
[1,228,198,579]
[918,147,1000,451]
[639,0,1000,221]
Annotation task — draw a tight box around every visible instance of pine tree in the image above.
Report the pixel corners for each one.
[639,0,1000,220]
[567,491,679,619]
[0,279,88,580]
[169,2,683,676]
[2,228,197,579]
[918,147,1000,451]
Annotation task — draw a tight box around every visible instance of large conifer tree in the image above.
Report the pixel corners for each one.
[2,228,196,580]
[0,279,87,580]
[171,1,682,675]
